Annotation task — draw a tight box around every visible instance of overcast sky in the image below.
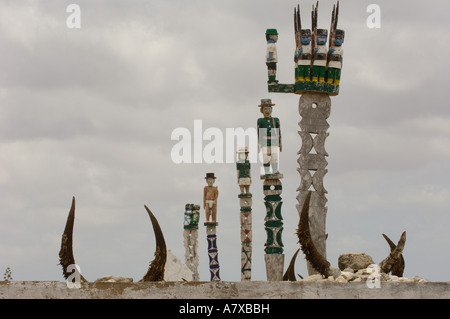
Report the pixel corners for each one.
[1,0,449,283]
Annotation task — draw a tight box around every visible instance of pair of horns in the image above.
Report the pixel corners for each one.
[295,191,406,278]
[58,197,167,282]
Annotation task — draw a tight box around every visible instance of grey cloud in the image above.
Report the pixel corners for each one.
[0,0,449,282]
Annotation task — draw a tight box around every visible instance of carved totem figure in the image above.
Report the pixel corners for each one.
[236,147,251,195]
[203,173,218,223]
[236,147,253,280]
[263,1,345,276]
[327,29,344,84]
[312,29,328,82]
[203,173,220,281]
[257,99,282,176]
[295,29,312,82]
[265,29,279,84]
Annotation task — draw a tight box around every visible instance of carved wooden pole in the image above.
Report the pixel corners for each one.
[205,223,220,281]
[264,2,344,276]
[257,99,284,281]
[183,203,200,281]
[203,173,220,281]
[236,147,252,281]
[262,174,284,281]
[297,93,330,275]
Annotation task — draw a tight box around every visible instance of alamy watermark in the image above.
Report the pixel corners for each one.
[66,4,81,29]
[66,264,82,289]
[366,264,381,288]
[64,4,380,30]
[366,4,381,29]
[171,120,280,173]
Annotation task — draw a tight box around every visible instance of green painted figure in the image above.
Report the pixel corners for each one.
[265,29,279,84]
[236,147,251,195]
[184,203,200,229]
[295,29,312,82]
[312,29,328,82]
[257,99,282,175]
[327,29,344,84]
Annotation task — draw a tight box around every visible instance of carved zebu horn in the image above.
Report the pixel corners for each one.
[140,205,167,281]
[58,196,87,282]
[283,248,301,281]
[379,232,406,275]
[297,191,340,278]
[297,191,407,277]
[382,233,405,276]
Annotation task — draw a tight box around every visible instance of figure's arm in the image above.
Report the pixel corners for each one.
[279,120,282,152]
[294,48,303,62]
[257,120,262,152]
[203,187,206,209]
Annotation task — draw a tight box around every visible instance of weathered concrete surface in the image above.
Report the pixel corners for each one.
[1,281,449,299]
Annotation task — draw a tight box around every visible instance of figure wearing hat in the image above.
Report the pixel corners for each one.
[312,29,328,82]
[327,29,344,84]
[204,173,219,224]
[295,29,312,82]
[236,147,251,195]
[265,29,279,84]
[257,99,282,176]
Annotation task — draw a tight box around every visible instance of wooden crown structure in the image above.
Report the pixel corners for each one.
[266,1,344,96]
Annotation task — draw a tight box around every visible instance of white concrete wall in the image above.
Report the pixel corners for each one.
[1,281,449,299]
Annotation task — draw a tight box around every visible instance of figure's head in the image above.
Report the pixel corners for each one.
[334,29,345,46]
[300,29,311,45]
[258,99,275,117]
[316,29,328,45]
[237,147,249,161]
[265,29,278,42]
[261,106,272,118]
[205,173,216,186]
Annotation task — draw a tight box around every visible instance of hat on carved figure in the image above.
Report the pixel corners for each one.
[205,173,216,179]
[265,29,278,35]
[237,147,249,154]
[258,99,275,108]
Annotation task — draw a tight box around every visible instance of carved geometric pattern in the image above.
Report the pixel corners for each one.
[239,194,252,281]
[263,178,283,255]
[206,227,221,281]
[183,229,199,281]
[297,93,331,275]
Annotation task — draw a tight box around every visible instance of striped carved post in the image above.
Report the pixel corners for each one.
[205,222,221,281]
[236,147,253,281]
[203,173,220,281]
[239,194,252,281]
[262,174,284,281]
